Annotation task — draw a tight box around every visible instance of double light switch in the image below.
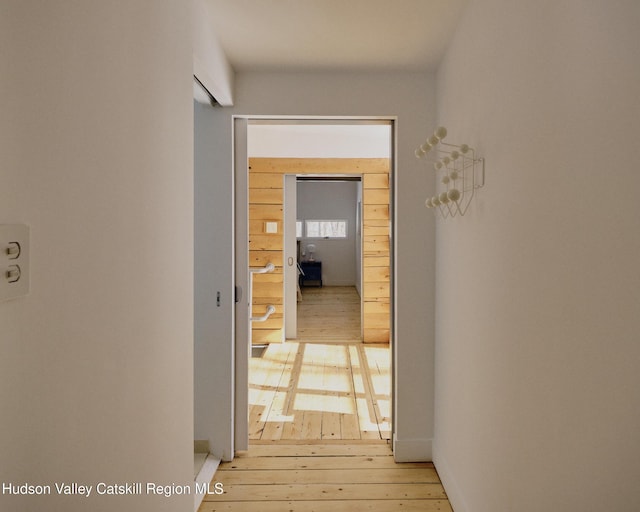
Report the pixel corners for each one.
[1,224,30,301]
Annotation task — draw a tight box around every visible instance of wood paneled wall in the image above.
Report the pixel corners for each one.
[249,158,391,343]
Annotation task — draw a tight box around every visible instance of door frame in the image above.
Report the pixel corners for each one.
[283,174,297,339]
[285,174,364,341]
[233,115,397,454]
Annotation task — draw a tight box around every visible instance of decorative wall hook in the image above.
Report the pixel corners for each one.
[416,127,484,218]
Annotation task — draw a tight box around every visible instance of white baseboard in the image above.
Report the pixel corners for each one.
[392,434,432,462]
[193,454,220,512]
[432,444,470,512]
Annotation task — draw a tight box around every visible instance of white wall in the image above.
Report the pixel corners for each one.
[433,1,640,510]
[0,3,193,511]
[248,124,391,158]
[193,0,235,105]
[198,71,437,460]
[297,181,359,286]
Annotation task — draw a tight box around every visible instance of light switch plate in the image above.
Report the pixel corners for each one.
[264,221,278,234]
[0,224,30,301]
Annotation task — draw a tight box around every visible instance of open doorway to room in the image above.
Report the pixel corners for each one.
[295,176,362,342]
[243,120,393,443]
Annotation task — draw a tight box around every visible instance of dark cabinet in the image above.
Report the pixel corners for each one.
[299,261,322,287]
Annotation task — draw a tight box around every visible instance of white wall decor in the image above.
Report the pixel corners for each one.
[417,126,484,217]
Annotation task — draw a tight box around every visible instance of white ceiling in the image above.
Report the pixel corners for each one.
[205,0,468,72]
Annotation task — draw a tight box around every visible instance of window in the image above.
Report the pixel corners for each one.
[304,220,348,239]
[296,221,303,238]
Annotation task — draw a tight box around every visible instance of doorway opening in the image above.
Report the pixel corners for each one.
[242,120,394,444]
[292,175,362,342]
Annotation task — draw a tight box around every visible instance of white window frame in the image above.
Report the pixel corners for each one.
[303,219,348,239]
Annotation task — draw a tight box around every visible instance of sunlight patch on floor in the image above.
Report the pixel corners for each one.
[249,341,390,440]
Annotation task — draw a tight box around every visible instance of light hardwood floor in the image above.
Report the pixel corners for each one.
[296,286,362,341]
[250,286,390,441]
[197,442,452,512]
[202,288,454,511]
[249,341,391,441]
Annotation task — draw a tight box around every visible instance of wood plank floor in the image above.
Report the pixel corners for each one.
[296,286,361,341]
[197,443,452,512]
[249,341,391,441]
